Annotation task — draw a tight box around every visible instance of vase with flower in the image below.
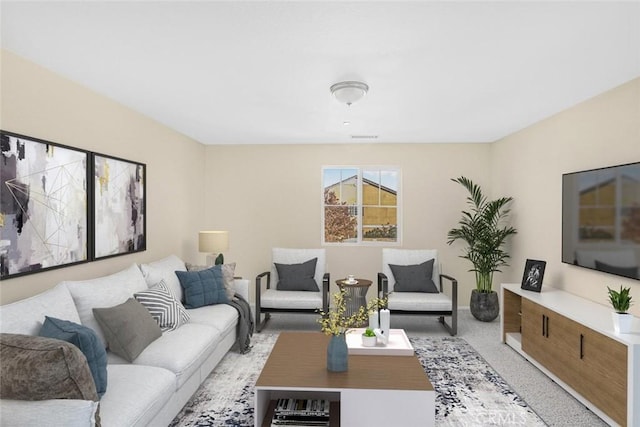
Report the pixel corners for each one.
[317,289,386,372]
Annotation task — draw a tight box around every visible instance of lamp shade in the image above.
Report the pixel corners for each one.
[198,231,229,253]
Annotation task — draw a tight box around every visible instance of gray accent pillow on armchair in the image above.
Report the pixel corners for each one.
[274,258,319,291]
[389,259,439,293]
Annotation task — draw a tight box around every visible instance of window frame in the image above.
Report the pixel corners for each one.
[321,166,402,246]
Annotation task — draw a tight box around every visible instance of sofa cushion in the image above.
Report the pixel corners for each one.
[108,323,221,389]
[274,258,319,291]
[139,255,187,302]
[93,299,162,362]
[0,399,99,427]
[134,280,190,332]
[389,259,438,293]
[176,266,229,308]
[63,264,149,348]
[0,333,98,402]
[0,284,81,335]
[100,364,174,427]
[185,303,239,336]
[39,316,108,397]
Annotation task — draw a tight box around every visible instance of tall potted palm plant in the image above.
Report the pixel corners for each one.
[447,176,517,321]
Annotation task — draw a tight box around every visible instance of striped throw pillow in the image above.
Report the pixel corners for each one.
[134,280,190,332]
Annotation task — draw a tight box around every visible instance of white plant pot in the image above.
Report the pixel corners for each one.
[362,335,377,347]
[612,312,634,334]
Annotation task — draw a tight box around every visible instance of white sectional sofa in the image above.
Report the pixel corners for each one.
[0,255,249,426]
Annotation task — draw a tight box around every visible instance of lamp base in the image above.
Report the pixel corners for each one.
[205,253,224,267]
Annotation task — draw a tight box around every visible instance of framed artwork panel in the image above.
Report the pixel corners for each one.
[521,259,546,292]
[92,153,146,260]
[0,131,90,279]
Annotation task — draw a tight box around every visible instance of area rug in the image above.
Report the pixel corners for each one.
[170,334,545,427]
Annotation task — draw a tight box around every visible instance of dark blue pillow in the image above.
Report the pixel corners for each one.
[176,265,229,308]
[39,316,108,397]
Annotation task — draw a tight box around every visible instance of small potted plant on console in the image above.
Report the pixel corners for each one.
[608,285,634,334]
[361,327,377,347]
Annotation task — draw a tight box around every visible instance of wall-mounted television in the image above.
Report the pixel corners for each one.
[562,161,640,280]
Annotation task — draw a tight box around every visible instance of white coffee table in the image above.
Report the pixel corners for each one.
[255,332,434,427]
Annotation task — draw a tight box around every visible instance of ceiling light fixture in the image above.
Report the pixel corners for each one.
[330,81,369,106]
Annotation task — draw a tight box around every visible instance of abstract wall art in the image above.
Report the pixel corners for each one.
[0,131,89,279]
[93,153,146,260]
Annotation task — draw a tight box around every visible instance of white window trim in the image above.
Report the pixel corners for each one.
[321,165,402,246]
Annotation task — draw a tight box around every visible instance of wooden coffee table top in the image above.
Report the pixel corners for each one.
[255,332,433,391]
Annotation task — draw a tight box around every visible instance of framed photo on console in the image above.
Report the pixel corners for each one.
[521,259,546,292]
[0,130,90,279]
[92,153,146,260]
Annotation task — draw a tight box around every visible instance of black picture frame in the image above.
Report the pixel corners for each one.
[521,259,546,292]
[92,153,146,260]
[0,130,90,280]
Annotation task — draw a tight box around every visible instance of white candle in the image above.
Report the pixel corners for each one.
[380,309,390,337]
[368,311,379,330]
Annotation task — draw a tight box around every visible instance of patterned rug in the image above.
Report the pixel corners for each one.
[170,334,546,427]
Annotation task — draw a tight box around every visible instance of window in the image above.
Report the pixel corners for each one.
[322,167,400,244]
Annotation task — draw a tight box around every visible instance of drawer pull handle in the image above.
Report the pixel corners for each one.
[543,315,549,338]
[580,334,584,359]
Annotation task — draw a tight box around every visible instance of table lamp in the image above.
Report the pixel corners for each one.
[198,231,229,266]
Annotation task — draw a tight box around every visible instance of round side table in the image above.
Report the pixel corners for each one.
[336,278,373,322]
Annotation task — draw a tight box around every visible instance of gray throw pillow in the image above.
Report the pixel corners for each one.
[389,259,439,293]
[92,298,162,362]
[39,316,108,397]
[275,258,319,291]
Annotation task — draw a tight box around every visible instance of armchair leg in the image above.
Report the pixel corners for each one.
[440,311,457,336]
[256,311,270,333]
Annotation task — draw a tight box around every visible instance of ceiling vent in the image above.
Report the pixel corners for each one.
[351,135,379,139]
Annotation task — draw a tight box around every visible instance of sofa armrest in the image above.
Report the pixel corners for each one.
[232,278,250,301]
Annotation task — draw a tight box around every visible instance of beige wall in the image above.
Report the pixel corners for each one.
[3,48,638,313]
[203,143,491,302]
[492,78,640,315]
[0,50,206,304]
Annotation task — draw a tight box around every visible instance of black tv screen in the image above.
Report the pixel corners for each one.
[562,162,640,280]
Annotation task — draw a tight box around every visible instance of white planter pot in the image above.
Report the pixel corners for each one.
[361,335,377,347]
[612,312,634,334]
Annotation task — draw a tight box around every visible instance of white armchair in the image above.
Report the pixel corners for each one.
[378,249,457,335]
[255,248,330,332]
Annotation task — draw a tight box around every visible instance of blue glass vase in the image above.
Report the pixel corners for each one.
[327,333,348,372]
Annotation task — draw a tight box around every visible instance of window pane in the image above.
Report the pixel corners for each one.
[362,207,397,226]
[324,168,357,205]
[324,206,357,243]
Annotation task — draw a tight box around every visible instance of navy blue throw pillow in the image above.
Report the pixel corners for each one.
[176,265,229,308]
[39,316,108,397]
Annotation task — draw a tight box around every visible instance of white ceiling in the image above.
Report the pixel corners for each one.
[2,1,639,145]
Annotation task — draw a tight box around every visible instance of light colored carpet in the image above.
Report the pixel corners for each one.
[172,332,545,426]
[260,309,607,427]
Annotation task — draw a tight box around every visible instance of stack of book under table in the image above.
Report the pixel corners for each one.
[270,398,331,427]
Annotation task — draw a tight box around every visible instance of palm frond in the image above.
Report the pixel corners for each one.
[447,177,517,292]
